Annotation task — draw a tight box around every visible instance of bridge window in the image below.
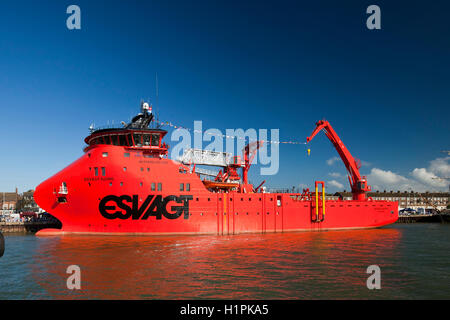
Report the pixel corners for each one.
[180,183,184,191]
[111,135,118,146]
[126,134,132,146]
[186,183,190,191]
[143,134,151,146]
[151,134,159,146]
[151,183,156,191]
[157,183,162,191]
[133,134,142,146]
[94,167,98,176]
[101,167,105,176]
[119,135,127,146]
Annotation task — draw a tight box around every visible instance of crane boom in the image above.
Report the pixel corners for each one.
[307,120,371,200]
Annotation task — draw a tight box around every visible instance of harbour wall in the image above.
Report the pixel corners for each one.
[0,221,61,234]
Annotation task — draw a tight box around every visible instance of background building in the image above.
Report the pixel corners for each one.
[1,189,43,221]
[1,189,18,216]
[333,190,449,211]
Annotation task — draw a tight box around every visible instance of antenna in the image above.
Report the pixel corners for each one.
[156,72,159,110]
[156,72,160,128]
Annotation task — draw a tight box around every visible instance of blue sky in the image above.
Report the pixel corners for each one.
[0,0,449,193]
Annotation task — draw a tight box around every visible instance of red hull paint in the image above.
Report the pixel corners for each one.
[34,145,398,235]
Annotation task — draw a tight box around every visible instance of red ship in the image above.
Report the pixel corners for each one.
[34,103,398,235]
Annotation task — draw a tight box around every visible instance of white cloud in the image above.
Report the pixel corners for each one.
[328,180,344,189]
[365,157,450,192]
[367,168,424,192]
[429,157,450,177]
[328,172,342,178]
[411,168,447,188]
[326,156,340,166]
[369,168,409,185]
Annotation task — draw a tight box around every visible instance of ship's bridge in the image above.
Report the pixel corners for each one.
[83,103,168,155]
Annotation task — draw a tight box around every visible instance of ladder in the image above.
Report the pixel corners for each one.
[311,181,325,222]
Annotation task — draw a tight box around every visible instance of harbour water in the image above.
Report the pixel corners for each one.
[0,224,449,299]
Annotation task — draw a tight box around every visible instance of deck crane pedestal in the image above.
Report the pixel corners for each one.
[306,120,371,201]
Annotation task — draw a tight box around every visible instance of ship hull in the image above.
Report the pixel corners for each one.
[34,145,398,235]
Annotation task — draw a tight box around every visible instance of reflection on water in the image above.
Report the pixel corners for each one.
[1,224,449,299]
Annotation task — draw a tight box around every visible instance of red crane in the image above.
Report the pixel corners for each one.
[211,140,263,193]
[242,141,263,185]
[306,120,371,200]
